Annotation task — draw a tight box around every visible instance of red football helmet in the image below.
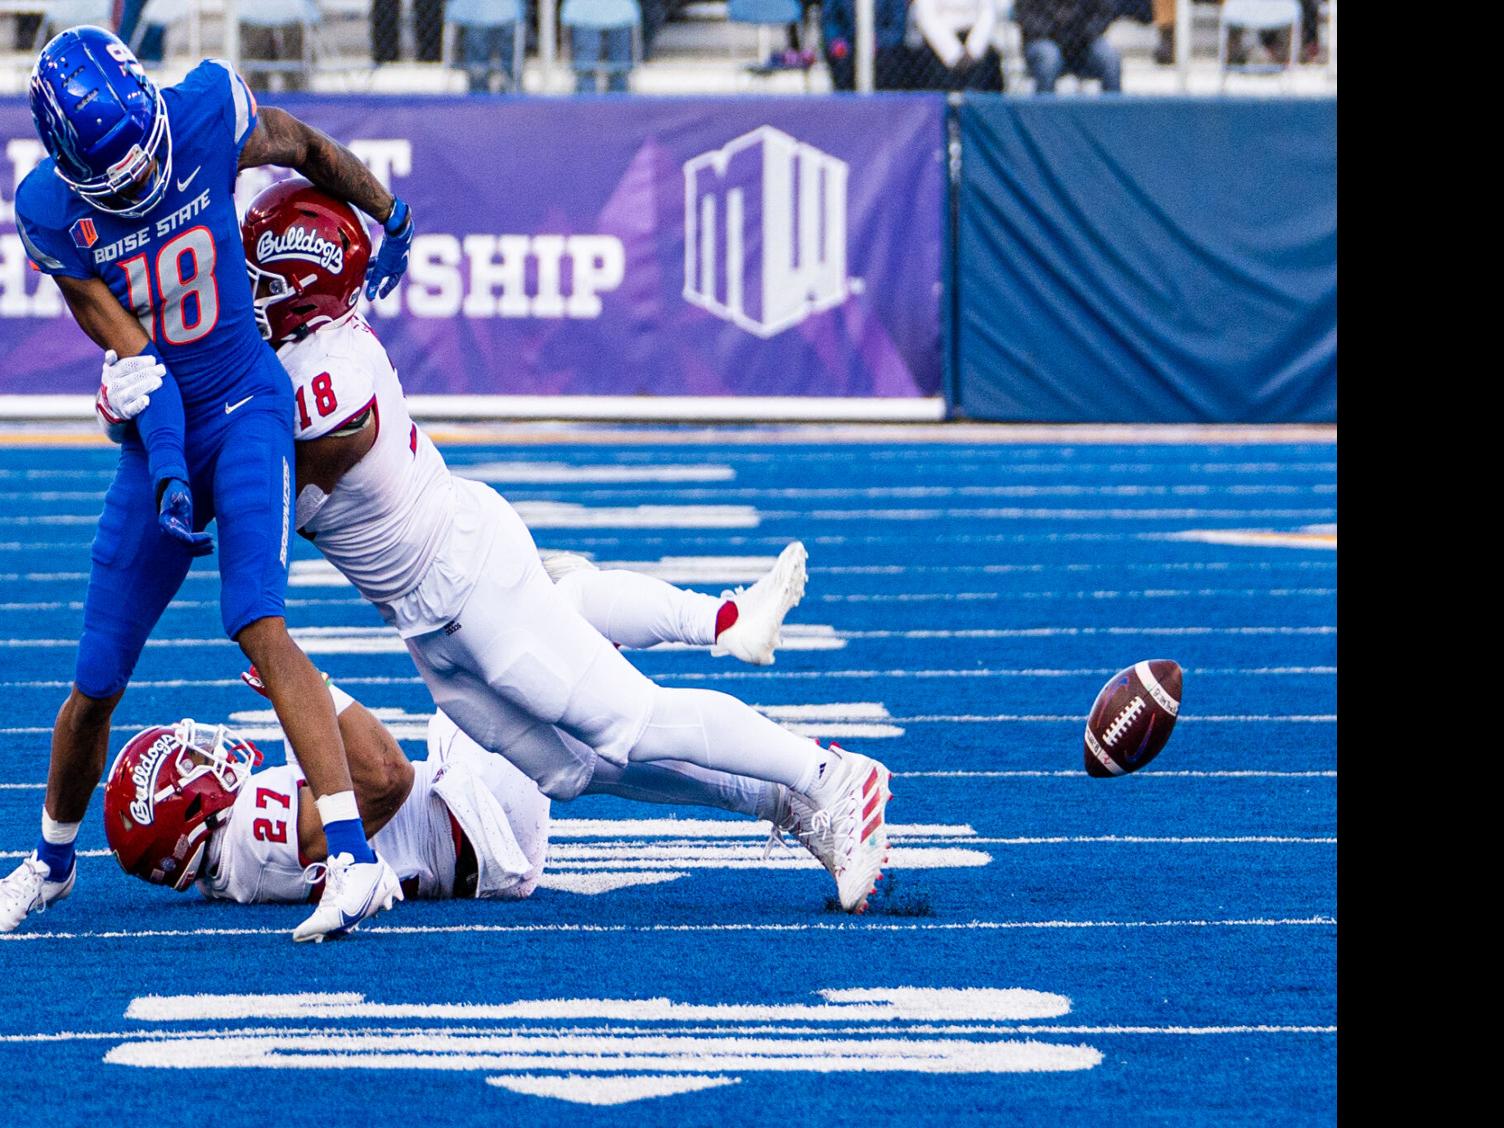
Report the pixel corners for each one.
[103,720,262,891]
[242,177,371,347]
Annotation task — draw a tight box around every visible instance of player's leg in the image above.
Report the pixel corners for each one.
[2,445,192,930]
[426,504,876,813]
[211,402,399,940]
[544,541,808,665]
[417,496,890,910]
[546,553,724,649]
[421,677,778,821]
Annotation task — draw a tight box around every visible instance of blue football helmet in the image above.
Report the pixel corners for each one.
[28,26,173,219]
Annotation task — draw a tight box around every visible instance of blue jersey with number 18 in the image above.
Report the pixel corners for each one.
[15,59,283,416]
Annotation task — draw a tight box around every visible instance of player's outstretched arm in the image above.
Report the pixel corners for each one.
[237,107,413,300]
[293,696,415,864]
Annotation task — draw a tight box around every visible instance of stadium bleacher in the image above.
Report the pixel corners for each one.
[0,0,1334,94]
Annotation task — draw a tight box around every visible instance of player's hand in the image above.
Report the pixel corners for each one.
[365,197,413,301]
[158,477,214,557]
[96,349,163,442]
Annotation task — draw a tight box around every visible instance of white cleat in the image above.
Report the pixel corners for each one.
[799,746,893,914]
[766,786,838,879]
[0,854,75,933]
[293,853,404,943]
[712,541,809,666]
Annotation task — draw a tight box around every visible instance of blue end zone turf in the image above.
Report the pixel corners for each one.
[0,432,1335,1125]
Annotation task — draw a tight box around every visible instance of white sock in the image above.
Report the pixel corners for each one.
[41,812,80,846]
[555,569,722,649]
[627,686,832,793]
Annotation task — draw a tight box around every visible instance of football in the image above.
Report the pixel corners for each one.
[1083,660,1183,777]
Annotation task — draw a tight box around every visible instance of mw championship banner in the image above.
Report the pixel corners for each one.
[0,95,946,400]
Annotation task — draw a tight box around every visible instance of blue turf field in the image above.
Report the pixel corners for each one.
[0,428,1336,1126]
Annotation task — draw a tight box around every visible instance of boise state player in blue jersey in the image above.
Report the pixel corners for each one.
[0,27,415,941]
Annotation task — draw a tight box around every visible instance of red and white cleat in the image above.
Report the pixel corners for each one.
[795,745,892,913]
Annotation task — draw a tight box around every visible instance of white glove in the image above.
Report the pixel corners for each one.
[96,349,164,443]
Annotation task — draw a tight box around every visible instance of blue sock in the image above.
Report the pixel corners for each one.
[322,818,376,864]
[35,837,75,882]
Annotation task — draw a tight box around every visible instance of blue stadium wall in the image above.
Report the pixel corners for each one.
[0,94,1334,422]
[951,96,1336,423]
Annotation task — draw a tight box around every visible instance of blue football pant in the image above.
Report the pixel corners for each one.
[74,404,294,699]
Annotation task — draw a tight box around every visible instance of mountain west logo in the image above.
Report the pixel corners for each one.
[683,127,851,339]
[257,225,345,273]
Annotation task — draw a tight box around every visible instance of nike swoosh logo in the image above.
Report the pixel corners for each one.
[225,395,254,415]
[176,167,201,193]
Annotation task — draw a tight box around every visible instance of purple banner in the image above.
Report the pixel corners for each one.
[1,95,946,398]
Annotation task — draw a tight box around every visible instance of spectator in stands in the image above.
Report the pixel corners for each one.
[570,0,641,92]
[1015,0,1122,93]
[1151,0,1322,66]
[821,0,917,90]
[451,0,529,91]
[910,0,1003,91]
[373,0,444,63]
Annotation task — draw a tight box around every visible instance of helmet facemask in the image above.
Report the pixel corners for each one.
[55,86,174,220]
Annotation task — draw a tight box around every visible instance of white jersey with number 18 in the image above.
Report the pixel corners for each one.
[278,314,495,636]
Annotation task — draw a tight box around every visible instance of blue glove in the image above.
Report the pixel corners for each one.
[158,477,214,557]
[365,197,414,301]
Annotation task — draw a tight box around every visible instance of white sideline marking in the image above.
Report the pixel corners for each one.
[534,872,688,895]
[534,483,1337,500]
[893,713,1336,723]
[814,588,1335,602]
[762,507,1338,523]
[103,1034,1104,1079]
[0,1022,1338,1043]
[0,668,1336,692]
[487,1074,739,1105]
[0,772,1341,789]
[0,506,1340,528]
[0,625,1340,650]
[126,986,1074,1023]
[962,836,1334,845]
[1163,527,1337,550]
[0,561,1337,584]
[512,502,760,529]
[0,917,1338,942]
[897,770,1336,779]
[841,626,1336,639]
[663,666,1337,681]
[551,819,973,838]
[461,462,735,483]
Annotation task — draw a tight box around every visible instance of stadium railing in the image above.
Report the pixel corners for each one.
[0,0,1334,95]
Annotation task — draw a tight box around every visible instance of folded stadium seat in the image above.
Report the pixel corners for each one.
[727,0,810,87]
[444,0,527,92]
[230,0,323,90]
[34,0,114,47]
[562,0,642,92]
[1218,0,1301,86]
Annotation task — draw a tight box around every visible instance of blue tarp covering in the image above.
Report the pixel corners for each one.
[954,97,1336,422]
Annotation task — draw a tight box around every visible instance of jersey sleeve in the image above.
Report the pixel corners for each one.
[199,767,310,904]
[13,170,93,279]
[287,349,379,442]
[200,58,260,157]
